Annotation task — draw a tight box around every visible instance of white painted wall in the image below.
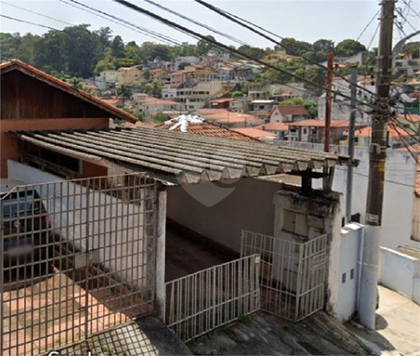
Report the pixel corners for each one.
[379,247,420,304]
[167,178,282,253]
[336,223,364,322]
[7,160,153,291]
[274,141,417,250]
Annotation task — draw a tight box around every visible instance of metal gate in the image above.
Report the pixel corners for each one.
[0,173,158,356]
[165,255,260,342]
[241,230,328,321]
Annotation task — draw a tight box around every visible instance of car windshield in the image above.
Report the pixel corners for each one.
[2,193,38,219]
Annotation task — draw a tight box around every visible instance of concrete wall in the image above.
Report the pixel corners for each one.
[8,160,153,291]
[272,188,344,316]
[167,178,282,253]
[379,247,419,304]
[336,223,364,322]
[274,141,417,250]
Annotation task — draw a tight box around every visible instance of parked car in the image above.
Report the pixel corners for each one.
[1,179,51,267]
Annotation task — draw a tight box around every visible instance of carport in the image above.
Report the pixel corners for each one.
[8,126,352,344]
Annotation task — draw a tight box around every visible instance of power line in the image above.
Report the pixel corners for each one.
[142,0,248,46]
[356,10,380,42]
[112,0,378,111]
[59,0,181,46]
[0,14,59,31]
[1,1,72,26]
[192,0,378,99]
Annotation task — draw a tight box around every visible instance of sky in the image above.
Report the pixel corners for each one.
[0,0,419,50]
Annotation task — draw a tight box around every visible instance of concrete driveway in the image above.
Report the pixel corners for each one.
[348,286,420,356]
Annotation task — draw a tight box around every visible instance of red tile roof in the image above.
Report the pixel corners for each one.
[143,97,178,106]
[0,60,138,123]
[198,109,260,123]
[275,105,308,116]
[287,119,354,128]
[232,127,276,139]
[355,124,411,139]
[156,120,257,141]
[259,122,289,131]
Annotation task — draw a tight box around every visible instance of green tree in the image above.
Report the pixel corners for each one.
[144,80,162,97]
[111,35,125,58]
[178,62,191,70]
[197,35,217,55]
[335,39,367,57]
[151,113,168,124]
[313,39,334,52]
[402,41,420,59]
[143,68,152,81]
[237,45,266,60]
[116,85,132,109]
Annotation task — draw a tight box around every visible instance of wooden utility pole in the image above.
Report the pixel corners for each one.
[358,0,395,330]
[365,0,395,226]
[324,51,334,152]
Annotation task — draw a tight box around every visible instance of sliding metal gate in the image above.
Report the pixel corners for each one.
[165,255,260,342]
[241,230,328,321]
[0,174,157,356]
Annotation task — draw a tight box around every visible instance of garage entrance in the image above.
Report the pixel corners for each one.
[0,174,158,356]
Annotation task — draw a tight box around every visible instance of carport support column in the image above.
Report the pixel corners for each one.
[156,189,167,321]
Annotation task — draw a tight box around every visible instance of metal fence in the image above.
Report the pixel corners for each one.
[165,255,260,342]
[0,174,158,356]
[241,230,328,321]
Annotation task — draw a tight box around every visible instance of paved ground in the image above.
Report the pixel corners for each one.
[188,311,372,355]
[1,270,130,356]
[165,224,236,282]
[347,286,420,356]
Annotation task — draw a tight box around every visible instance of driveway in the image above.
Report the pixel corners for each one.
[348,286,420,356]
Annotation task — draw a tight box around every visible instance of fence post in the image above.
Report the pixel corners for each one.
[294,241,305,321]
[156,189,167,321]
[0,221,4,355]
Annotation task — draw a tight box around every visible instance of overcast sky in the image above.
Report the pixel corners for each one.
[1,0,419,49]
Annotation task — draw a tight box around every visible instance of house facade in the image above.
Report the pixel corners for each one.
[117,66,144,87]
[0,60,138,178]
[269,105,308,123]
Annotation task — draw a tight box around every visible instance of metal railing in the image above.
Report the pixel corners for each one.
[241,230,328,321]
[1,174,158,356]
[165,255,260,342]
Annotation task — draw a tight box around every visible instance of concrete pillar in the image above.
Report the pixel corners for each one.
[357,225,380,329]
[155,189,167,321]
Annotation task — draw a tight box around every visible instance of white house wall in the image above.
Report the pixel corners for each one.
[7,160,152,291]
[275,142,417,250]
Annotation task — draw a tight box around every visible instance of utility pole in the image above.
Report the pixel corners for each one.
[359,0,395,329]
[346,66,358,222]
[324,51,334,152]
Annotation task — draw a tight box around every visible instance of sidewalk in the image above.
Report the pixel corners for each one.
[348,286,420,356]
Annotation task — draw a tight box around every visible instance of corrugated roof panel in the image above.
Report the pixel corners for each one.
[11,127,351,185]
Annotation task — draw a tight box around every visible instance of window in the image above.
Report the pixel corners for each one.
[303,128,307,134]
[342,273,346,283]
[259,105,265,110]
[350,269,355,280]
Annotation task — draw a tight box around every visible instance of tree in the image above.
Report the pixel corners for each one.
[95,27,112,50]
[178,62,191,70]
[144,80,162,97]
[402,41,420,59]
[335,39,367,57]
[276,38,312,55]
[280,97,318,118]
[143,68,152,81]
[197,35,216,55]
[237,45,266,60]
[111,35,125,58]
[313,39,334,52]
[116,85,132,109]
[151,113,169,124]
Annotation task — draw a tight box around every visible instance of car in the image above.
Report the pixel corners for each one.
[1,179,51,269]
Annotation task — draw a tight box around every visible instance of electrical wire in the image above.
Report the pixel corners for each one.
[356,10,381,42]
[142,0,248,46]
[112,0,378,112]
[192,0,378,98]
[1,1,72,26]
[59,0,181,46]
[0,14,59,31]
